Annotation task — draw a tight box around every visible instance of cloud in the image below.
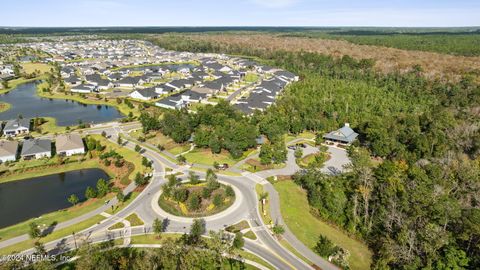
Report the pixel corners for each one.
[250,0,299,8]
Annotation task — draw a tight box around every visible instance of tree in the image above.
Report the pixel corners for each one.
[167,174,177,187]
[135,144,142,152]
[314,235,337,257]
[33,241,47,255]
[116,191,125,203]
[135,172,148,186]
[232,232,244,249]
[188,171,200,185]
[101,131,107,137]
[68,194,79,206]
[259,143,273,164]
[188,194,201,211]
[177,155,186,164]
[117,136,123,145]
[225,186,235,197]
[189,219,206,244]
[272,224,285,236]
[213,194,223,207]
[173,188,188,203]
[142,156,151,168]
[294,148,303,159]
[153,218,163,236]
[29,222,41,239]
[85,186,97,199]
[96,178,109,197]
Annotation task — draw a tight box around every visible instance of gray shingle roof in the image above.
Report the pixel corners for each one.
[21,139,52,156]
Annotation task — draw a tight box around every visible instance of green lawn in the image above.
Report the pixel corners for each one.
[274,180,372,270]
[21,62,52,75]
[0,215,105,255]
[108,222,125,230]
[125,213,144,226]
[255,184,272,225]
[184,147,257,166]
[226,220,250,233]
[284,131,316,143]
[106,191,140,215]
[243,230,257,240]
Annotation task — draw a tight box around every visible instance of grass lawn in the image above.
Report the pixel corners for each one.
[30,117,68,135]
[0,101,11,113]
[240,158,285,173]
[105,191,140,215]
[0,215,105,255]
[129,233,182,245]
[184,147,257,167]
[284,131,316,143]
[243,230,257,240]
[255,184,272,225]
[108,222,125,230]
[238,250,275,270]
[125,213,144,226]
[244,73,259,83]
[274,180,372,270]
[226,220,250,233]
[133,130,190,156]
[0,194,113,243]
[21,63,52,75]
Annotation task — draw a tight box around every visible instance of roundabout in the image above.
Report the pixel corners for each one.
[151,179,245,223]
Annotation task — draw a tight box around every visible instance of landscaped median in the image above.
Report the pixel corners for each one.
[158,174,236,218]
[274,180,372,270]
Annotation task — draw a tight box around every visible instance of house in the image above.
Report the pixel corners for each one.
[129,88,159,100]
[323,123,359,145]
[71,84,96,93]
[56,134,85,156]
[21,139,52,160]
[117,76,144,88]
[155,84,176,95]
[64,75,82,86]
[0,140,19,163]
[166,78,196,91]
[3,118,30,136]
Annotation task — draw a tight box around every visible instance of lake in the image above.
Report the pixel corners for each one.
[0,168,109,229]
[0,82,123,126]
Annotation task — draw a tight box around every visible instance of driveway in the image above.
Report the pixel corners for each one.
[321,146,350,175]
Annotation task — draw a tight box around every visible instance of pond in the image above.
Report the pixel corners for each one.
[0,82,123,126]
[0,168,109,229]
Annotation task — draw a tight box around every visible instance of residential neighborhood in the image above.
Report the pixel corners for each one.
[1,39,297,114]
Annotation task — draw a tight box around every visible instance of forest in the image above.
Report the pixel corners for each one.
[280,30,480,56]
[148,34,480,269]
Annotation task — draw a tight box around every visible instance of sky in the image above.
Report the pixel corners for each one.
[2,0,479,27]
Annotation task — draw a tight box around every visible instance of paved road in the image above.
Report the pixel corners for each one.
[1,122,350,270]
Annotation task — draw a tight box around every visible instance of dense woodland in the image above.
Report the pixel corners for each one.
[280,31,480,56]
[149,34,480,269]
[140,101,259,158]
